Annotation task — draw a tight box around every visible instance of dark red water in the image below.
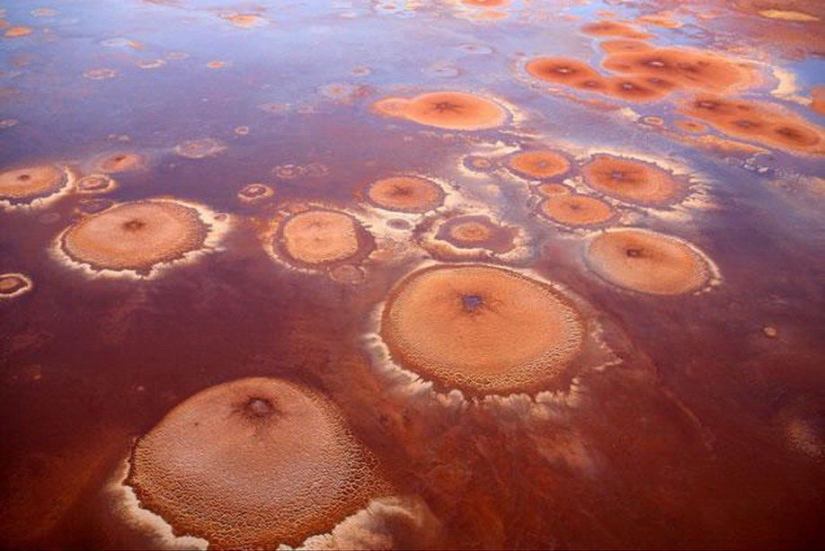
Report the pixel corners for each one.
[1,1,824,549]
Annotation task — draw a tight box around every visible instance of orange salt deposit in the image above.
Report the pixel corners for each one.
[238,183,274,203]
[4,26,33,38]
[536,182,573,196]
[525,57,601,87]
[59,200,211,275]
[0,273,33,298]
[373,91,508,130]
[434,215,518,253]
[0,165,67,203]
[680,95,825,155]
[600,40,655,54]
[584,229,712,295]
[506,150,570,179]
[381,264,584,394]
[76,174,116,194]
[174,138,227,159]
[127,378,382,549]
[366,176,445,213]
[277,209,372,267]
[94,152,146,173]
[581,154,686,206]
[539,194,616,227]
[602,47,759,93]
[811,87,825,115]
[581,20,651,39]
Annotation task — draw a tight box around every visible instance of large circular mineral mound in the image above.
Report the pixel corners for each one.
[380,264,585,395]
[127,377,382,549]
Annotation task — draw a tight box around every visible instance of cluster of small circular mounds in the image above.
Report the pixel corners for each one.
[580,154,687,206]
[0,165,69,207]
[680,95,824,155]
[365,176,445,213]
[433,215,518,254]
[505,149,570,180]
[274,208,374,269]
[584,228,713,295]
[538,194,616,228]
[127,377,382,549]
[381,264,584,395]
[58,199,212,276]
[237,183,274,204]
[94,152,146,173]
[372,91,509,130]
[525,36,759,104]
[0,273,33,299]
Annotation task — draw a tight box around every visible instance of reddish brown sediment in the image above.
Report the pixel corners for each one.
[127,378,383,549]
[381,264,584,395]
[584,228,712,295]
[434,215,518,253]
[60,200,211,274]
[238,183,274,203]
[506,150,570,179]
[732,0,823,21]
[581,20,651,39]
[391,91,509,130]
[539,194,616,227]
[0,273,33,298]
[276,209,373,268]
[636,14,683,28]
[674,120,709,133]
[581,155,687,206]
[810,87,825,115]
[600,40,655,54]
[680,94,825,154]
[602,47,759,93]
[219,13,268,28]
[525,57,601,86]
[366,176,445,213]
[94,152,146,173]
[76,174,116,194]
[604,75,674,102]
[0,165,67,202]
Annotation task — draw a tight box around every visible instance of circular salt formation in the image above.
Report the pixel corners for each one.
[127,377,379,549]
[581,154,685,206]
[585,229,712,295]
[174,138,226,159]
[525,57,600,86]
[506,150,570,179]
[400,91,508,130]
[60,200,210,275]
[0,165,67,203]
[238,183,274,203]
[76,174,116,194]
[366,176,445,213]
[0,273,33,298]
[436,215,517,253]
[95,153,145,173]
[381,265,584,394]
[539,195,616,227]
[278,209,371,267]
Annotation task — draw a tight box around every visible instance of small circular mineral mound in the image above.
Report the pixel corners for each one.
[238,183,274,204]
[0,273,33,299]
[581,20,651,39]
[584,228,712,295]
[375,91,509,131]
[581,154,686,206]
[366,176,445,213]
[381,264,584,395]
[539,195,616,227]
[506,150,570,179]
[59,200,211,275]
[95,152,146,173]
[277,209,372,268]
[174,138,227,159]
[435,215,518,253]
[76,174,116,194]
[525,57,600,85]
[127,377,381,549]
[462,155,497,173]
[536,183,573,196]
[0,165,67,203]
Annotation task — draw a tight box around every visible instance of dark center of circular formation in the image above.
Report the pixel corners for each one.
[648,60,666,68]
[114,155,126,162]
[610,170,626,180]
[245,397,274,418]
[621,82,637,91]
[582,80,600,87]
[122,219,146,231]
[567,202,582,211]
[17,173,32,181]
[625,247,644,258]
[775,126,802,139]
[735,119,757,128]
[697,100,718,110]
[244,185,267,196]
[391,185,413,197]
[556,66,573,74]
[433,101,461,113]
[461,293,485,312]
